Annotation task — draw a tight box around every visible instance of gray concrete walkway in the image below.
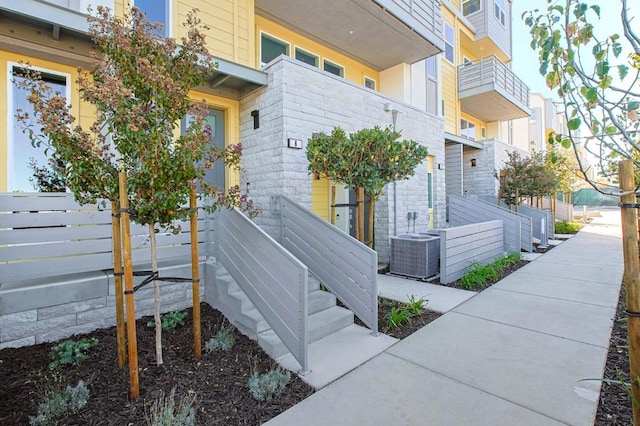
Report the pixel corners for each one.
[266,215,623,426]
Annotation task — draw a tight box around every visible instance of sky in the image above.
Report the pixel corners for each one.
[511,0,638,101]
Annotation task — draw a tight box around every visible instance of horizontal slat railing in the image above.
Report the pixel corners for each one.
[438,220,504,284]
[448,195,533,252]
[479,196,554,240]
[458,56,530,106]
[0,192,207,283]
[278,195,378,334]
[217,207,309,372]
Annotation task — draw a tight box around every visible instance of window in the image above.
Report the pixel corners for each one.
[323,60,344,77]
[295,47,319,67]
[494,0,506,26]
[364,77,376,90]
[426,57,438,115]
[463,57,473,66]
[134,0,170,36]
[462,0,480,16]
[444,24,454,63]
[261,33,289,65]
[461,119,476,140]
[10,66,68,191]
[481,126,486,138]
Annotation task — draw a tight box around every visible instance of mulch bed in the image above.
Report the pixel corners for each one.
[595,284,632,425]
[350,297,442,340]
[0,304,315,425]
[0,299,438,425]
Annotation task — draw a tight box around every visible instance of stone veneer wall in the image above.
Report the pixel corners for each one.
[240,56,445,263]
[0,262,205,349]
[462,139,529,197]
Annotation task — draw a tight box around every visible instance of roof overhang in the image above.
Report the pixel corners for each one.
[445,132,483,148]
[0,1,267,99]
[255,0,443,71]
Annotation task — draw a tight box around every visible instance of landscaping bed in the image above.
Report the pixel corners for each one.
[0,304,315,425]
[0,299,438,425]
[595,284,632,425]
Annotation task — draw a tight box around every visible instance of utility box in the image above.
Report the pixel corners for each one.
[390,234,440,279]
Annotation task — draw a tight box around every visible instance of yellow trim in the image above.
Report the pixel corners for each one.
[311,175,330,221]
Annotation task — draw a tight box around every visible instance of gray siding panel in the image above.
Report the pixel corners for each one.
[218,207,308,372]
[448,195,533,252]
[445,143,463,195]
[438,220,504,283]
[279,196,378,333]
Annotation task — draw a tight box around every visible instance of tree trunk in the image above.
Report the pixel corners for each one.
[190,187,201,358]
[619,160,640,425]
[149,223,163,366]
[368,196,374,248]
[111,204,126,367]
[118,171,139,398]
[357,187,365,243]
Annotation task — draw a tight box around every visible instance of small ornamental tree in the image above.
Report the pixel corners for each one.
[16,7,254,368]
[306,126,428,243]
[500,151,559,208]
[523,0,640,187]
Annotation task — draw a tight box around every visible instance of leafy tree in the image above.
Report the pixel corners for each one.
[16,7,254,367]
[523,0,639,188]
[306,126,428,243]
[500,151,559,207]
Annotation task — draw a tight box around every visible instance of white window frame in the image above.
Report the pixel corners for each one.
[462,0,481,16]
[132,0,172,37]
[364,76,376,90]
[323,59,345,77]
[494,0,506,26]
[7,62,71,191]
[260,31,291,67]
[460,118,476,140]
[294,46,320,68]
[444,23,454,63]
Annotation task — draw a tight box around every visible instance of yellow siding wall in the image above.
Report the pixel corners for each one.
[255,16,379,87]
[174,0,254,67]
[441,10,458,134]
[312,175,330,221]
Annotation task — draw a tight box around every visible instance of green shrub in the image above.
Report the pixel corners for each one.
[48,338,99,369]
[29,380,90,425]
[460,252,523,291]
[247,369,291,402]
[406,295,426,315]
[384,306,412,330]
[147,310,188,332]
[555,220,584,234]
[145,387,196,426]
[205,327,235,352]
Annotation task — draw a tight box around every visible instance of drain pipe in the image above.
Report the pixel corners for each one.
[392,108,399,237]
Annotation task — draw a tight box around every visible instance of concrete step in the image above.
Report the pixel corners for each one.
[258,305,354,358]
[276,324,398,389]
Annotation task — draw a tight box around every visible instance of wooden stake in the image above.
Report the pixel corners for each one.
[190,187,201,358]
[330,186,336,225]
[368,196,374,248]
[118,171,139,398]
[357,187,365,243]
[111,203,126,367]
[619,159,640,425]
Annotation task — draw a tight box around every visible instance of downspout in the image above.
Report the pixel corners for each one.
[392,109,399,236]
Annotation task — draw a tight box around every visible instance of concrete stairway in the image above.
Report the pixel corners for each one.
[211,265,355,358]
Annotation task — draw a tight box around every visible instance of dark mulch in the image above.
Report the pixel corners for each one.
[350,297,442,340]
[595,284,632,425]
[0,304,315,425]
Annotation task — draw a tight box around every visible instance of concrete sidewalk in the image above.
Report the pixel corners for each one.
[266,217,623,425]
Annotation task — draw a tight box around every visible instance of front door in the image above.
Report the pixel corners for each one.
[349,189,372,246]
[203,108,226,189]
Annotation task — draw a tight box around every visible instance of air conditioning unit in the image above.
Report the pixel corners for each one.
[390,234,440,279]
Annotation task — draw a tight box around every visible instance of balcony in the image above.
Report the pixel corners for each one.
[458,56,530,122]
[255,0,444,71]
[459,2,512,62]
